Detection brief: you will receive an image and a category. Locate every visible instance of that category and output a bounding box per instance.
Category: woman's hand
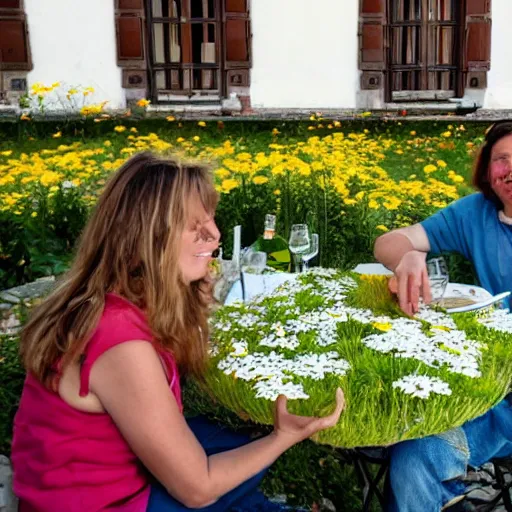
[273,388,345,447]
[392,250,432,316]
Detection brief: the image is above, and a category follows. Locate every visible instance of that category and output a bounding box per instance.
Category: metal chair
[444,459,512,512]
[339,447,390,511]
[491,457,512,512]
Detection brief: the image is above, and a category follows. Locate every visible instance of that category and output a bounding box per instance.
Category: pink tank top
[11,293,182,512]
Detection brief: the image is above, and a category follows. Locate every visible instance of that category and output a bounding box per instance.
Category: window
[148,0,222,97]
[0,0,31,71]
[114,0,251,103]
[358,0,492,102]
[389,0,463,100]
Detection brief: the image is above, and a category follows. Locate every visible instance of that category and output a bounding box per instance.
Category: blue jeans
[387,394,512,512]
[147,416,272,511]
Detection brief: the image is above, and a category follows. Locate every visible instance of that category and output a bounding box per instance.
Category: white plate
[444,290,511,313]
[437,283,511,313]
[443,283,492,303]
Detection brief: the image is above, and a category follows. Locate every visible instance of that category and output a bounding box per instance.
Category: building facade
[0,0,510,113]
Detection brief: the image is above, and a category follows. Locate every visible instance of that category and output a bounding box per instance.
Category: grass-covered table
[206,269,512,449]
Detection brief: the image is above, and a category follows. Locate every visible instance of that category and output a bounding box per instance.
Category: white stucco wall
[19,0,512,112]
[250,0,359,110]
[24,0,126,110]
[484,0,512,109]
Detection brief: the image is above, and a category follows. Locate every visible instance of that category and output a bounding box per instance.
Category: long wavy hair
[20,152,218,388]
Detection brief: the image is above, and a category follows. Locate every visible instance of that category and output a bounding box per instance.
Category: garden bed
[0,118,483,289]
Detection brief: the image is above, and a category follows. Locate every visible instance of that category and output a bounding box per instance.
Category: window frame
[358,0,492,102]
[146,0,223,99]
[0,0,32,71]
[387,0,464,100]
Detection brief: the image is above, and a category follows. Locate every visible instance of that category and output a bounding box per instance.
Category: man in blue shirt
[422,192,512,308]
[374,121,512,511]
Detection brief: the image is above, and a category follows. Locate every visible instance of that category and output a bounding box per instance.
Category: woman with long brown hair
[374,122,512,511]
[11,152,344,512]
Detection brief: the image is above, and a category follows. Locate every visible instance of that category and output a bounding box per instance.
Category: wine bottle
[251,214,291,272]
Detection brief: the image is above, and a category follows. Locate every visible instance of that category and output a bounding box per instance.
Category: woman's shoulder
[86,294,153,354]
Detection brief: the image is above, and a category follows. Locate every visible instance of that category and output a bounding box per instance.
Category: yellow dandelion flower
[221,178,239,193]
[273,189,281,196]
[166,116,176,122]
[424,164,437,174]
[198,121,206,127]
[373,322,392,332]
[136,99,150,108]
[52,131,62,139]
[436,160,447,168]
[214,168,230,179]
[193,136,200,142]
[40,170,63,187]
[114,126,127,133]
[383,197,402,210]
[252,176,269,185]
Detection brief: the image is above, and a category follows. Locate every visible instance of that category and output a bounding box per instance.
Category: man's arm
[374,224,431,271]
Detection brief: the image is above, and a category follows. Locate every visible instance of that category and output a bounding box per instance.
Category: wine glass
[427,257,449,303]
[302,233,319,272]
[288,224,311,273]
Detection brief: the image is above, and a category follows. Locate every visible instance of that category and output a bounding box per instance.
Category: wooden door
[147,0,222,101]
[388,0,462,101]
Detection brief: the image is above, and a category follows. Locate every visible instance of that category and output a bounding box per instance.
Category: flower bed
[205,270,512,448]
[0,120,479,289]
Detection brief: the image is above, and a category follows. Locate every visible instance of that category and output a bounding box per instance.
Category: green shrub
[0,334,24,455]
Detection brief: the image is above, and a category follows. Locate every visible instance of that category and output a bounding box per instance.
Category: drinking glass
[302,233,319,271]
[288,224,311,273]
[241,250,267,275]
[427,257,449,302]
